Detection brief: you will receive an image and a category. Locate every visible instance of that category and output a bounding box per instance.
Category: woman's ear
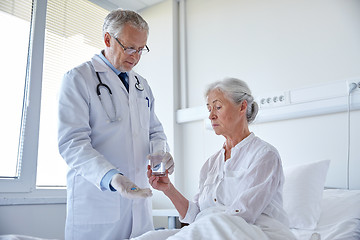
[240,100,248,113]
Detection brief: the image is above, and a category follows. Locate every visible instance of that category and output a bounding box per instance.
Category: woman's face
[206,89,246,138]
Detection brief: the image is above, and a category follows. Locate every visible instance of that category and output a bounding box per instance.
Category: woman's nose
[208,110,216,120]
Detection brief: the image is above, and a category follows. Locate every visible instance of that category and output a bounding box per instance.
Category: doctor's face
[104,24,148,72]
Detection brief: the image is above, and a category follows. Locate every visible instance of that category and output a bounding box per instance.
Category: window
[37,0,108,187]
[0,0,109,193]
[0,1,31,178]
[0,0,34,192]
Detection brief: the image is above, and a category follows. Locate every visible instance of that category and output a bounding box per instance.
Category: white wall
[141,0,360,202]
[0,204,66,239]
[179,0,360,198]
[185,0,360,103]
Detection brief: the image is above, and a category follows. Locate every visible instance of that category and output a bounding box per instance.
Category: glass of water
[149,140,167,176]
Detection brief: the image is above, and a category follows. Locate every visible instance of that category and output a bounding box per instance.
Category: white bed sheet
[1,189,359,240]
[132,189,360,240]
[291,189,360,240]
[130,207,296,240]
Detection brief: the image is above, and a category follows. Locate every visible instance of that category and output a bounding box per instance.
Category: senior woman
[141,78,296,239]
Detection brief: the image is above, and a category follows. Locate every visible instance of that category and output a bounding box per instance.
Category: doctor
[58,9,174,240]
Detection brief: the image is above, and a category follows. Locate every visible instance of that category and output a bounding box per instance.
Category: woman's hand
[147,165,171,192]
[147,166,189,219]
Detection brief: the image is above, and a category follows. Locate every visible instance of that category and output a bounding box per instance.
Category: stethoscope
[134,75,144,91]
[95,72,144,122]
[96,72,144,94]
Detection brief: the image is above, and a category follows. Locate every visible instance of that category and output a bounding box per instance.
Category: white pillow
[282,159,330,230]
[320,189,360,224]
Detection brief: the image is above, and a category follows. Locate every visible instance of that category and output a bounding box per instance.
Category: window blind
[37,0,109,186]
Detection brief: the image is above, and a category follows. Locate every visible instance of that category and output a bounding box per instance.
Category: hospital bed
[283,160,360,240]
[1,160,359,240]
[131,160,360,240]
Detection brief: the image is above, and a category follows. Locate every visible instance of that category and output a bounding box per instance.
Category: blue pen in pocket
[145,97,149,107]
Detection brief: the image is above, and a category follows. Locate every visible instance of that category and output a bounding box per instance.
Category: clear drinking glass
[149,140,167,176]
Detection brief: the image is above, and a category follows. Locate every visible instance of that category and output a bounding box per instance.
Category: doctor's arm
[58,70,116,188]
[147,90,174,175]
[58,71,151,199]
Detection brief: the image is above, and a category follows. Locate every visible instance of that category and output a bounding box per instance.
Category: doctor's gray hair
[103,9,149,38]
[205,78,259,124]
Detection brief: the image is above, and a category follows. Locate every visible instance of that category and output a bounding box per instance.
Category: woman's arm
[228,151,282,223]
[147,167,189,219]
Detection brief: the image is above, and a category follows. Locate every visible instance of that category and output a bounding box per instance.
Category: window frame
[0,0,58,198]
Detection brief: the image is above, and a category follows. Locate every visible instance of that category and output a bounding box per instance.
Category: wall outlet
[257,91,289,109]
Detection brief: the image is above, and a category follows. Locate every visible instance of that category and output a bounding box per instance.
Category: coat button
[214,198,217,202]
[235,209,239,213]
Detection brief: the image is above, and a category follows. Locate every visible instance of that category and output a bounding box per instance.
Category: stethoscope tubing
[96,72,144,94]
[95,72,144,122]
[96,72,113,95]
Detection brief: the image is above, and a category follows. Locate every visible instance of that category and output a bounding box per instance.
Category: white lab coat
[58,54,167,240]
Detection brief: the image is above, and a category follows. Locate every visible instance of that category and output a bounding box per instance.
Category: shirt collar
[223,132,255,152]
[98,50,121,75]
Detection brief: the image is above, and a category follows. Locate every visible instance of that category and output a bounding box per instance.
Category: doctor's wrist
[101,169,122,191]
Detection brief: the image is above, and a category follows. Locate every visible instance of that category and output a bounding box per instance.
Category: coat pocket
[73,176,120,225]
[137,98,150,130]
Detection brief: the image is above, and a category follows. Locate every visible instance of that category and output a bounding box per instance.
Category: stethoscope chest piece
[134,76,144,91]
[135,82,144,91]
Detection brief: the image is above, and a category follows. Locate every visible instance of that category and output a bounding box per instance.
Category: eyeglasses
[113,36,149,55]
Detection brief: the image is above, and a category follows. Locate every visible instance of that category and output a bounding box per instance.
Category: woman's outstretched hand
[147,165,171,192]
[147,166,189,219]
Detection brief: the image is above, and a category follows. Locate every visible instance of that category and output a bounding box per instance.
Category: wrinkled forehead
[206,89,229,105]
[207,88,230,101]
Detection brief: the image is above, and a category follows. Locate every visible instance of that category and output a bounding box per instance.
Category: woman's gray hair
[103,9,149,38]
[205,78,259,124]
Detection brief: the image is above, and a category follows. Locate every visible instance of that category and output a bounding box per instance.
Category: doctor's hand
[147,152,175,175]
[163,152,174,175]
[111,174,152,199]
